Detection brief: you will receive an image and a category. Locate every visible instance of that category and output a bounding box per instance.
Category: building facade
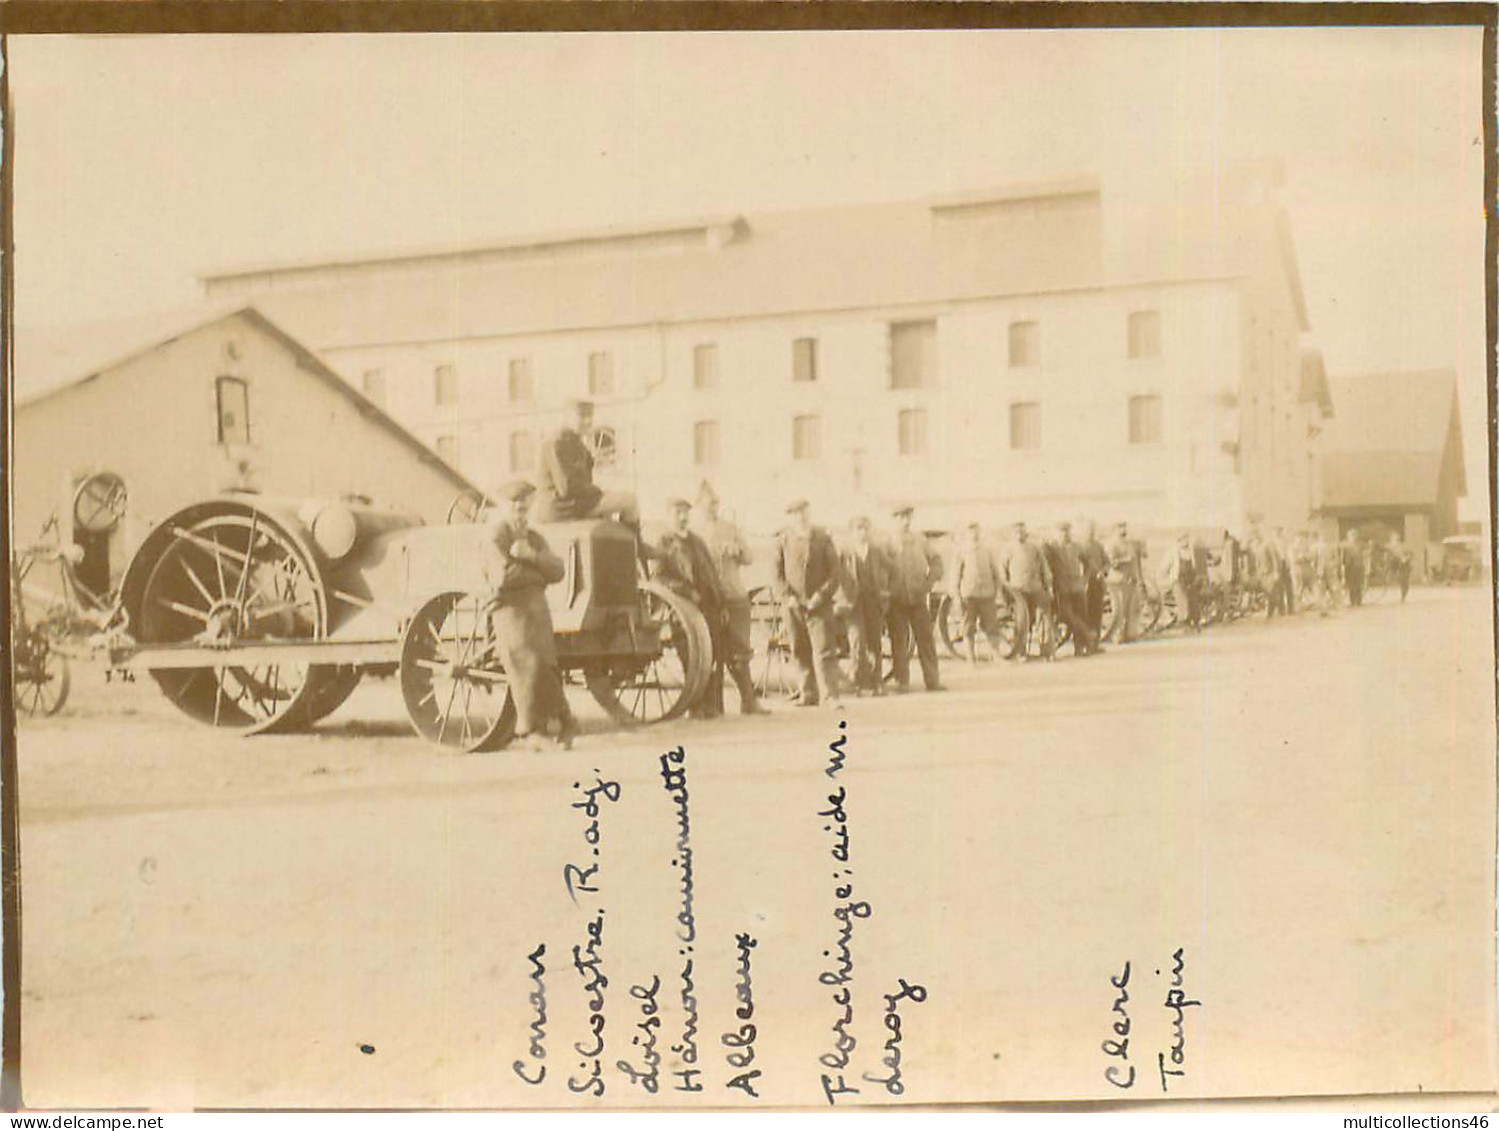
[202,172,1331,535]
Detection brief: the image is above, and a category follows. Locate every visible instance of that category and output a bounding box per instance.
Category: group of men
[479,397,1413,746]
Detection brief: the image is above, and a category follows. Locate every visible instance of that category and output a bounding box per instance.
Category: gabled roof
[1318,369,1463,511]
[194,176,1297,350]
[13,303,479,495]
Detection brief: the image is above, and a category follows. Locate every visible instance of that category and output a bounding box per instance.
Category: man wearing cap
[774,499,845,707]
[1051,521,1098,656]
[886,504,944,692]
[535,399,639,527]
[952,522,1004,664]
[486,479,578,750]
[655,496,764,718]
[838,516,893,696]
[1164,532,1201,633]
[1002,521,1053,661]
[1104,522,1144,644]
[1079,519,1110,639]
[692,482,768,715]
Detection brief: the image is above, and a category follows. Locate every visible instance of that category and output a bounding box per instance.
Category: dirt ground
[14,587,1497,1109]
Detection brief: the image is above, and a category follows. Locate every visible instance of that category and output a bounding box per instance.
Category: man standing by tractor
[774,499,845,708]
[486,479,578,751]
[692,482,768,716]
[655,497,765,719]
[886,504,945,693]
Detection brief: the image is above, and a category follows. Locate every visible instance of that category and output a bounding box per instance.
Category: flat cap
[666,497,692,511]
[565,397,595,412]
[1057,520,1072,531]
[786,498,810,514]
[891,503,914,517]
[498,478,536,502]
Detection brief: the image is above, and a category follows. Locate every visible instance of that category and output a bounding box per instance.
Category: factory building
[200,168,1332,535]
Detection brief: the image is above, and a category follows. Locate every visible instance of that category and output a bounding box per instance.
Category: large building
[1315,369,1467,577]
[200,167,1332,534]
[14,304,478,592]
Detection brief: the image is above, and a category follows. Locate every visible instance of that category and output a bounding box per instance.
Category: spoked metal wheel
[586,581,711,725]
[14,630,70,717]
[446,490,490,525]
[296,665,364,725]
[748,586,800,698]
[400,592,516,752]
[137,511,330,733]
[936,594,963,658]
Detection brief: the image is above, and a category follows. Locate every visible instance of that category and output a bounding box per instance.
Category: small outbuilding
[14,303,478,595]
[1315,369,1466,578]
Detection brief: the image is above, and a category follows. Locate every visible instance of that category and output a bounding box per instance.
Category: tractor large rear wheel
[586,581,711,725]
[399,591,516,752]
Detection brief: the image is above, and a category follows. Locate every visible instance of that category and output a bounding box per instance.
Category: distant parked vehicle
[1432,535,1485,584]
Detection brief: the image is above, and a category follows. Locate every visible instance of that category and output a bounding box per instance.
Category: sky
[7,28,1490,513]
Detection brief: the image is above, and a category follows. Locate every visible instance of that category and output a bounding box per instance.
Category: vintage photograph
[5,24,1496,1110]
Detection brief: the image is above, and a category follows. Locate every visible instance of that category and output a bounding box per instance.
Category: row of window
[361,310,1165,409]
[364,351,618,409]
[433,394,1166,472]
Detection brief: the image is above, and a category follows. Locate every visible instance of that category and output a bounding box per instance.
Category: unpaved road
[15,589,1497,1108]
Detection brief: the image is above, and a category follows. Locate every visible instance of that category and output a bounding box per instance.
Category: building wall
[13,313,468,583]
[318,276,1316,537]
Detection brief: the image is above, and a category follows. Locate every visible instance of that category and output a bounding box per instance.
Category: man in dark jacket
[655,497,764,718]
[1003,521,1054,662]
[1051,521,1098,656]
[487,479,578,750]
[534,399,639,526]
[886,504,944,693]
[838,516,892,696]
[774,499,845,707]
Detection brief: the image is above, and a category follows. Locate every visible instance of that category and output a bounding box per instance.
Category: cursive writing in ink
[1157,948,1200,1093]
[566,911,608,1097]
[512,943,549,1085]
[659,747,703,1093]
[723,932,761,1098]
[1101,961,1134,1089]
[564,772,620,905]
[861,978,928,1096]
[616,976,663,1094]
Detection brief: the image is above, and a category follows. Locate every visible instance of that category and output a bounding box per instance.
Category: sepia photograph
[3,16,1496,1112]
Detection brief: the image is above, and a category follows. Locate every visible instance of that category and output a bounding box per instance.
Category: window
[435,434,459,466]
[434,364,459,406]
[361,369,385,405]
[897,408,928,456]
[1128,310,1162,359]
[693,420,721,465]
[508,430,534,472]
[588,351,614,397]
[792,337,818,383]
[1008,321,1040,368]
[890,320,938,389]
[508,358,534,404]
[693,344,719,390]
[215,376,250,445]
[1128,395,1163,444]
[792,414,821,460]
[1009,401,1041,450]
